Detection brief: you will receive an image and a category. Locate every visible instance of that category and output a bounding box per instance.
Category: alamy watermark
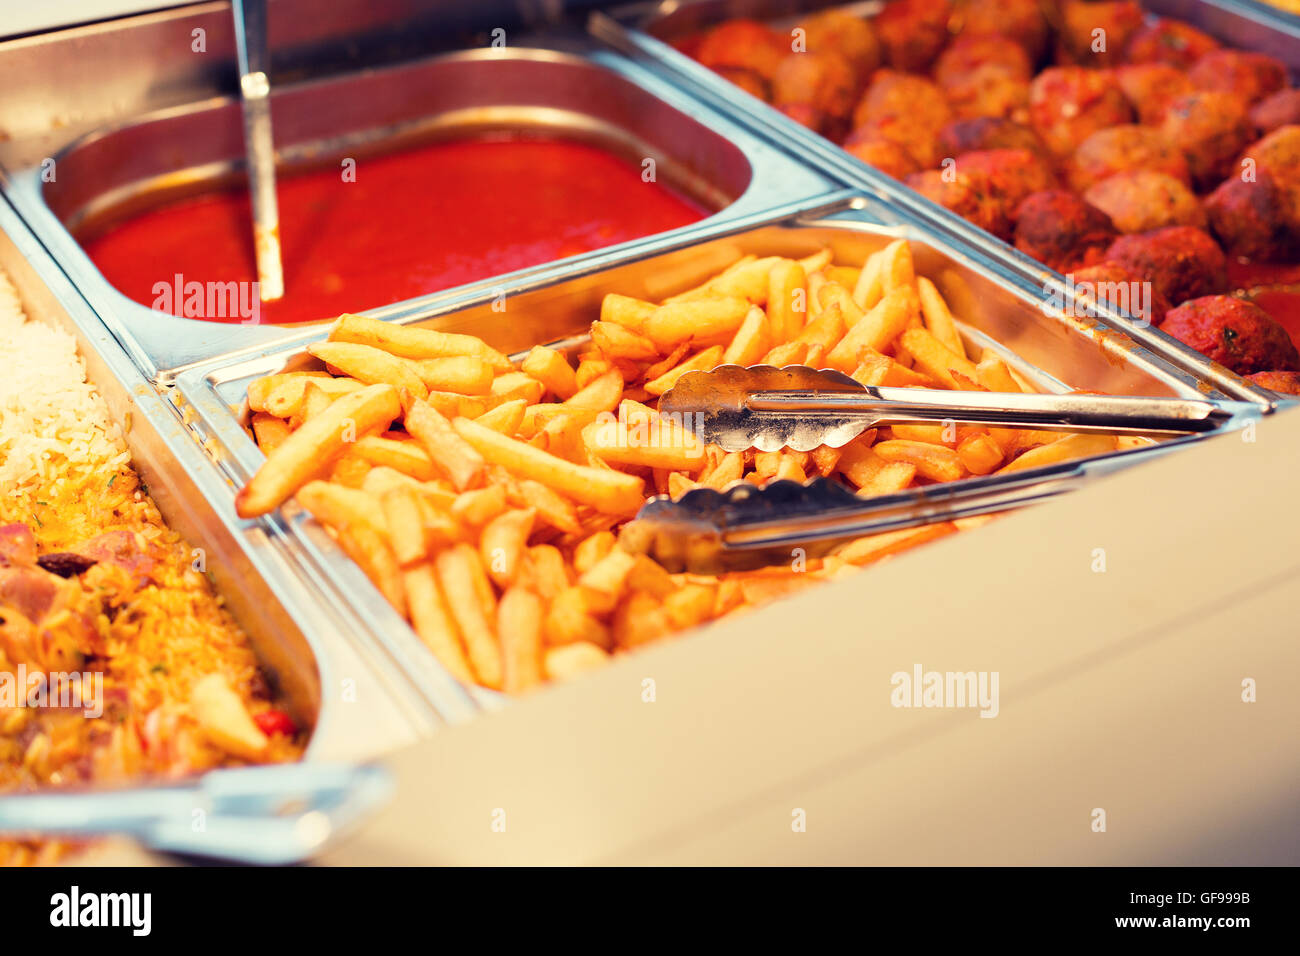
[0,664,104,718]
[891,663,999,718]
[1043,274,1155,328]
[151,274,261,324]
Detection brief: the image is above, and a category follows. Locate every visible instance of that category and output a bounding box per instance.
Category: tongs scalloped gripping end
[658,364,870,453]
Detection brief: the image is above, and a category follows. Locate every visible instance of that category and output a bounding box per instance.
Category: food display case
[0,0,1297,873]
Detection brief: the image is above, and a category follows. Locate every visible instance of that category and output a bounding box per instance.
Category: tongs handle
[750,386,1237,435]
[0,762,391,864]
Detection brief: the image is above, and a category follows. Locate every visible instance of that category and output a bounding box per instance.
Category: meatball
[1013,191,1118,272]
[853,70,952,166]
[1105,226,1229,306]
[1124,18,1219,69]
[694,20,789,83]
[1160,92,1256,191]
[797,9,881,87]
[1058,0,1144,66]
[938,116,1045,156]
[1246,370,1300,396]
[1029,67,1134,157]
[1241,125,1300,189]
[949,0,1049,62]
[875,0,952,72]
[955,147,1057,205]
[843,127,922,179]
[904,169,1013,238]
[1065,261,1172,326]
[934,34,1032,87]
[1205,170,1300,263]
[772,52,859,140]
[1251,89,1300,135]
[1188,50,1287,106]
[1114,63,1195,124]
[1083,170,1206,234]
[1160,296,1300,374]
[1069,125,1191,191]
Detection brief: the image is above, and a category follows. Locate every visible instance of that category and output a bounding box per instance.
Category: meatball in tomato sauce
[1083,170,1205,234]
[1160,297,1300,375]
[1105,226,1229,307]
[1124,18,1219,69]
[1187,49,1287,106]
[1159,92,1256,191]
[1029,67,1133,157]
[1069,125,1191,191]
[1013,191,1118,272]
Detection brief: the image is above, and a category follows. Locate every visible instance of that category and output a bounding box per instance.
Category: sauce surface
[81,136,709,325]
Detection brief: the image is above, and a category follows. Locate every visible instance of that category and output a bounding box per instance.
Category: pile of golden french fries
[235,241,1121,692]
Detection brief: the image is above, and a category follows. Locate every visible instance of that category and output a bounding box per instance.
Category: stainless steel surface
[0,194,446,763]
[591,0,1300,407]
[233,0,285,301]
[622,447,1172,573]
[0,762,393,865]
[661,365,1258,452]
[2,32,836,379]
[171,193,1237,713]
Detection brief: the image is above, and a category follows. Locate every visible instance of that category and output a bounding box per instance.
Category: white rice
[0,270,130,497]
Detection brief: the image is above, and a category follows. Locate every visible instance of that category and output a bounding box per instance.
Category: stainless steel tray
[0,195,450,764]
[591,0,1300,407]
[0,30,838,380]
[172,190,1260,717]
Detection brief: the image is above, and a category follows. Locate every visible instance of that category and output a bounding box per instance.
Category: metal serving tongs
[233,0,285,302]
[619,365,1261,573]
[0,762,392,864]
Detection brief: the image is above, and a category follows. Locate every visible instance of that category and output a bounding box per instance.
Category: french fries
[238,243,1142,695]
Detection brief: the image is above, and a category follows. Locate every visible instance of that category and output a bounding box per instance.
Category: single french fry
[851,350,892,386]
[474,398,528,434]
[307,342,428,400]
[382,486,429,567]
[435,544,502,689]
[250,412,291,456]
[498,587,544,693]
[825,285,918,372]
[917,276,966,358]
[577,547,637,605]
[295,479,388,536]
[450,484,508,526]
[642,296,750,349]
[976,352,1022,393]
[337,522,406,616]
[767,259,807,343]
[997,433,1117,474]
[600,293,657,331]
[810,444,843,476]
[701,450,744,490]
[722,305,771,366]
[329,313,512,370]
[817,281,866,328]
[490,372,545,406]
[404,399,485,491]
[507,479,582,535]
[957,432,1004,475]
[899,327,980,389]
[414,356,494,395]
[565,369,624,413]
[797,248,833,275]
[836,522,957,565]
[663,583,717,630]
[526,544,571,599]
[613,591,672,648]
[543,641,610,681]
[236,384,400,517]
[761,340,808,367]
[478,507,536,590]
[853,248,885,309]
[453,417,646,514]
[873,439,968,482]
[644,345,724,396]
[403,563,475,685]
[247,370,331,412]
[878,239,914,292]
[795,302,847,351]
[423,391,489,420]
[592,321,659,361]
[351,435,436,480]
[583,409,707,472]
[521,345,579,399]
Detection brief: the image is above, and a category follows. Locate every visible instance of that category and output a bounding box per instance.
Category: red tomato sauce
[1228,261,1300,352]
[80,136,710,325]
